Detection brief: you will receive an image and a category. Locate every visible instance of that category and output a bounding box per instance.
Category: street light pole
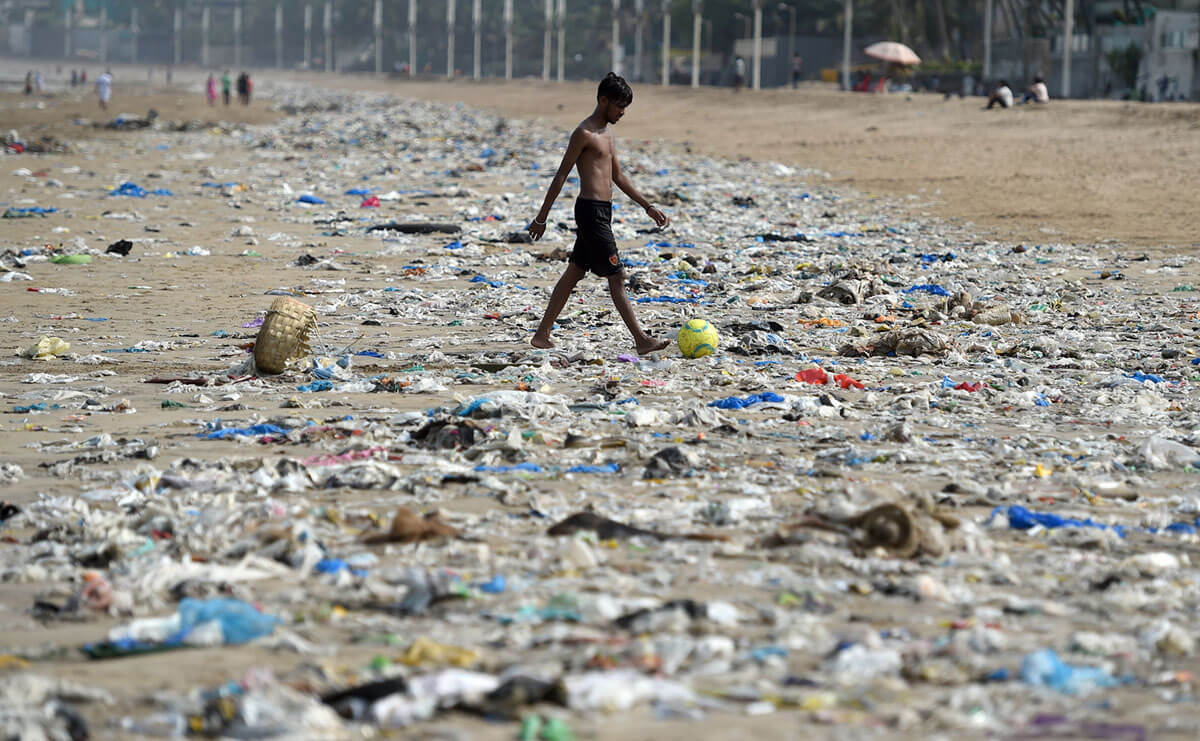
[408,0,416,77]
[323,0,332,72]
[472,0,481,80]
[1062,0,1073,98]
[841,0,852,90]
[556,0,565,82]
[375,0,383,75]
[446,0,455,79]
[634,0,644,81]
[276,2,284,69]
[779,3,795,86]
[304,3,313,70]
[99,2,106,64]
[173,4,181,67]
[234,0,242,68]
[691,0,701,88]
[661,0,670,87]
[752,0,762,90]
[983,0,992,82]
[543,0,552,81]
[504,0,513,80]
[202,2,210,68]
[612,0,620,74]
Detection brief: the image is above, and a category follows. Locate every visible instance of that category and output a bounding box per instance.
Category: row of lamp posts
[48,1,1080,98]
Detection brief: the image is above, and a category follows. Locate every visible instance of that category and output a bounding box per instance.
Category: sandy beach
[3,63,1200,739]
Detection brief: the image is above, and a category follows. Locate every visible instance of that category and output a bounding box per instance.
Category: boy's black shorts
[570,198,621,277]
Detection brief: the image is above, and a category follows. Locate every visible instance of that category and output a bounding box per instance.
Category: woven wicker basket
[254,297,316,374]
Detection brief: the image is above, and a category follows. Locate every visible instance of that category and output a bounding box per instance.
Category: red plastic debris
[796,367,864,390]
[795,367,828,385]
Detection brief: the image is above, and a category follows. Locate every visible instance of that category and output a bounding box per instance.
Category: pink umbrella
[864,42,921,66]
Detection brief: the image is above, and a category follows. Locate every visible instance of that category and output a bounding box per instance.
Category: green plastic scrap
[540,717,575,741]
[518,715,542,741]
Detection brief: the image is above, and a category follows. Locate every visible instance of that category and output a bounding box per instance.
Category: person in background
[243,73,253,105]
[733,57,746,92]
[24,71,33,95]
[985,80,1013,109]
[95,69,113,111]
[1022,76,1049,104]
[221,70,232,105]
[791,55,803,88]
[34,70,44,93]
[71,69,78,87]
[206,73,217,106]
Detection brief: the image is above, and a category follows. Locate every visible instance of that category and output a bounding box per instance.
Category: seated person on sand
[985,81,1013,109]
[1022,77,1049,104]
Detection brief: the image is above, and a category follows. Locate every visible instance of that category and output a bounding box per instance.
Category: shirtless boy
[527,72,671,355]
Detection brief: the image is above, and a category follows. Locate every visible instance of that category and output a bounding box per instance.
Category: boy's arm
[528,129,586,241]
[613,151,669,229]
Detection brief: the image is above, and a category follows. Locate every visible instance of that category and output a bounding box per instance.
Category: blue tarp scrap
[635,296,701,304]
[4,206,59,215]
[989,505,1128,538]
[1126,371,1165,383]
[708,392,785,410]
[565,463,620,474]
[110,181,173,197]
[917,253,956,263]
[297,380,334,392]
[199,423,289,439]
[901,284,950,296]
[474,462,544,474]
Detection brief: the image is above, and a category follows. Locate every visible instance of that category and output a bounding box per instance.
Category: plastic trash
[4,74,1199,739]
[1019,649,1123,695]
[19,336,70,359]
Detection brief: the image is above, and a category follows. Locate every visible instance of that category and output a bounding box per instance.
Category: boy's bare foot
[531,335,555,349]
[636,338,670,356]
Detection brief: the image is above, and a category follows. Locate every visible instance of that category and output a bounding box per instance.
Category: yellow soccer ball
[677,319,719,358]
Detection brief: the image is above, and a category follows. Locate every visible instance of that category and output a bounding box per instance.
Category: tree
[1105,40,1141,91]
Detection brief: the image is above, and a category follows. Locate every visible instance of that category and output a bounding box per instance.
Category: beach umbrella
[863,42,921,66]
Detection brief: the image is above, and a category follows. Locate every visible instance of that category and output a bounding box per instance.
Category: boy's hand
[646,205,670,229]
[527,219,546,241]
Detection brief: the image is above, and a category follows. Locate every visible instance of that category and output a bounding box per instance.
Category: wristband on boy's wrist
[532,216,546,225]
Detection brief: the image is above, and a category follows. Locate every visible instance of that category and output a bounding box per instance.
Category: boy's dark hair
[598,72,633,105]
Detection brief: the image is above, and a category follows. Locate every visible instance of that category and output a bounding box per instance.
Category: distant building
[1034,3,1200,100]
